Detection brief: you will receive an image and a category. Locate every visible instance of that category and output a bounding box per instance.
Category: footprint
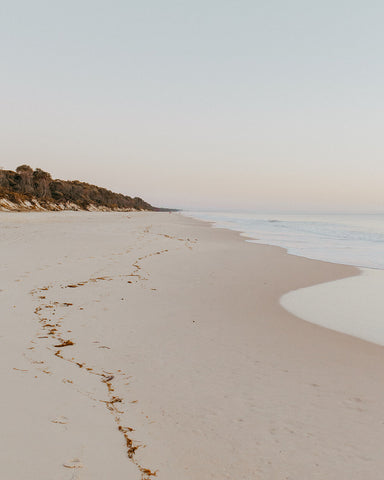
[63,458,83,470]
[51,416,68,425]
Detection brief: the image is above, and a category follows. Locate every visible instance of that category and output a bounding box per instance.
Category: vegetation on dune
[0,165,163,211]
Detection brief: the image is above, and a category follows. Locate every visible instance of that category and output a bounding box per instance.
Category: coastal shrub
[0,165,157,211]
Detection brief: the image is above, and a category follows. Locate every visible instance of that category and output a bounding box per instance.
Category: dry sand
[1,211,383,479]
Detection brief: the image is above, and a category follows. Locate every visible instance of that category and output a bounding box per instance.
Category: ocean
[184,210,384,345]
[183,211,384,270]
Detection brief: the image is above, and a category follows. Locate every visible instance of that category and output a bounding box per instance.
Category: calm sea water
[183,211,384,270]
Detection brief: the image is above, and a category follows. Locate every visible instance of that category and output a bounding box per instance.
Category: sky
[1,1,384,212]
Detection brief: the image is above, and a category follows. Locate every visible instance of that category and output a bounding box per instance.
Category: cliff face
[0,166,157,212]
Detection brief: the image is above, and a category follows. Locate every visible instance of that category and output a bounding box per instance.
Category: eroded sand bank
[0,211,383,479]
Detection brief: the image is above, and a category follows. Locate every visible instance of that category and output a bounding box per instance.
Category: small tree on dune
[33,168,52,198]
[16,164,34,194]
[0,168,8,188]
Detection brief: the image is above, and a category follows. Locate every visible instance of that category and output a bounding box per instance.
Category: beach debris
[119,425,134,433]
[54,340,74,348]
[118,430,139,459]
[110,396,122,404]
[140,466,158,477]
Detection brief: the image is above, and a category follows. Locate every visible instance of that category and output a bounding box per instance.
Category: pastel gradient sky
[1,1,384,211]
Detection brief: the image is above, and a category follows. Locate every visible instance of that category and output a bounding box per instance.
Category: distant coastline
[0,165,176,212]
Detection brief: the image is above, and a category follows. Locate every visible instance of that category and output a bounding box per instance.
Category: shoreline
[281,266,384,347]
[1,211,383,479]
[183,212,384,347]
[182,210,384,270]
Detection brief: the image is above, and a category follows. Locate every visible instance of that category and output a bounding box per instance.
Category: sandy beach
[1,211,384,479]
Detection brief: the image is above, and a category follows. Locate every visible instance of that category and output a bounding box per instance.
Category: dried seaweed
[54,340,74,348]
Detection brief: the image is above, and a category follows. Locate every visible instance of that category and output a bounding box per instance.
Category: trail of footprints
[30,284,158,478]
[28,258,166,478]
[26,228,198,478]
